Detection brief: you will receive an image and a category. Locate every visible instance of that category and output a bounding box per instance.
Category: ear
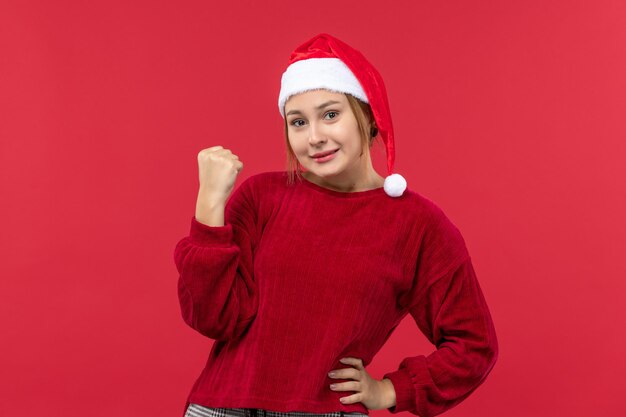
[370,118,378,133]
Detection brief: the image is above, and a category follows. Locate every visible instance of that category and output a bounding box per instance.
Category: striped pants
[185,404,369,417]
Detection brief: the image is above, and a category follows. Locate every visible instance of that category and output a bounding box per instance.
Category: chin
[309,168,341,179]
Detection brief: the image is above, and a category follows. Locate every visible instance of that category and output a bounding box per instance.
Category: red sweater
[173,171,498,417]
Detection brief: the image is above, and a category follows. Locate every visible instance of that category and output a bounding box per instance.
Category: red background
[1,1,625,416]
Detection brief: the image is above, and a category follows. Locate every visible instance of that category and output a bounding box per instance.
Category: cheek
[288,135,307,154]
[338,122,360,143]
[339,130,362,150]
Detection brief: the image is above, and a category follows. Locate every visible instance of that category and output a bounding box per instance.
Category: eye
[325,111,339,120]
[290,119,305,127]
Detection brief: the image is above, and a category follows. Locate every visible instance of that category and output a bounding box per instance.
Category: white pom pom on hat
[278,33,407,198]
[383,173,407,197]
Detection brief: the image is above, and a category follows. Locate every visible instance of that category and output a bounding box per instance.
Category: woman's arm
[383,205,498,417]
[383,256,498,416]
[173,176,260,342]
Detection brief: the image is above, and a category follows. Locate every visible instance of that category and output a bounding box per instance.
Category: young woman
[174,33,498,417]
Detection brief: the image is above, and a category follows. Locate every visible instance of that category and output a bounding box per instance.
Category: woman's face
[285,89,364,182]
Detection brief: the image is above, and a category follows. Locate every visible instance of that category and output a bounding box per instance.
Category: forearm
[195,189,226,226]
[383,257,499,416]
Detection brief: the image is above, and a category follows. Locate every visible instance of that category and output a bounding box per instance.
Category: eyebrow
[286,100,342,117]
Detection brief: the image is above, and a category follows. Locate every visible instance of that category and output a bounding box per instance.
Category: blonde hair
[283,93,379,185]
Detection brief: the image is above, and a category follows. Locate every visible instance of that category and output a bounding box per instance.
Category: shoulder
[228,170,288,215]
[403,188,470,268]
[402,188,461,227]
[394,188,457,232]
[231,170,284,195]
[239,170,287,190]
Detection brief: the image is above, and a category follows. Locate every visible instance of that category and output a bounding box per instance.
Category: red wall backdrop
[1,1,625,416]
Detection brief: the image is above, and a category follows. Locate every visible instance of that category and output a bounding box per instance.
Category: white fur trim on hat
[278,57,369,118]
[383,173,407,197]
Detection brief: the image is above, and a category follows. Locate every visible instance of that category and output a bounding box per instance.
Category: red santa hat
[278,33,407,198]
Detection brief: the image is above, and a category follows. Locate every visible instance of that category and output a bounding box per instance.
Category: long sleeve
[173,176,260,342]
[383,209,499,417]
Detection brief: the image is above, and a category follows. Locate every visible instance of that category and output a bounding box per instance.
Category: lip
[310,149,339,158]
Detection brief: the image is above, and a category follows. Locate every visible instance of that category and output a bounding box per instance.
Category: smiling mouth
[311,149,339,158]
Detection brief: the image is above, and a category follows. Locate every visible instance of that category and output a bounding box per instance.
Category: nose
[308,122,327,145]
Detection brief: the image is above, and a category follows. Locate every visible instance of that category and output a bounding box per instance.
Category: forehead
[285,89,346,110]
